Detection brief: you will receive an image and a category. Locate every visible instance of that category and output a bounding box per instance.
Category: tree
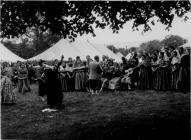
[1,1,190,41]
[2,27,61,59]
[23,26,61,51]
[161,35,187,49]
[139,40,162,53]
[117,48,129,56]
[128,47,137,53]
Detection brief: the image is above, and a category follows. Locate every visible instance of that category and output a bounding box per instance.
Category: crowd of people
[0,45,190,109]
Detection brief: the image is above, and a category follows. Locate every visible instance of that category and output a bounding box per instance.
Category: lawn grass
[1,84,190,140]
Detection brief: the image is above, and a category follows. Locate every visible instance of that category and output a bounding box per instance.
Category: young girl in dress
[18,63,30,94]
[1,69,16,105]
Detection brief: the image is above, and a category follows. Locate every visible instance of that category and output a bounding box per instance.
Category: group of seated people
[0,45,190,108]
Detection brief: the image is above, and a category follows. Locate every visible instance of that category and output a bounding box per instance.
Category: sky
[77,13,191,47]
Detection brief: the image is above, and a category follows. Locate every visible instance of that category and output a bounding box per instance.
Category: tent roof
[28,39,123,62]
[28,39,86,61]
[71,41,102,59]
[116,52,124,58]
[87,42,121,62]
[0,43,25,62]
[125,53,133,60]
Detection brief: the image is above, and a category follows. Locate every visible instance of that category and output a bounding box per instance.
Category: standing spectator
[65,58,75,92]
[73,56,85,91]
[18,63,30,94]
[27,63,36,84]
[4,63,13,79]
[151,53,159,90]
[59,61,68,92]
[12,63,18,86]
[171,51,180,90]
[1,68,16,105]
[33,60,47,100]
[137,54,151,90]
[156,52,166,91]
[89,55,103,94]
[164,51,172,90]
[120,57,128,73]
[178,47,190,91]
[85,55,93,92]
[86,55,93,67]
[129,52,139,90]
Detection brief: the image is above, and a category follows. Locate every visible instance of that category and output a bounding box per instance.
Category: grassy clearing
[1,84,190,140]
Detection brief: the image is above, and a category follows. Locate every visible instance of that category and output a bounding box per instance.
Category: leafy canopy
[161,35,187,49]
[139,40,162,53]
[1,1,190,41]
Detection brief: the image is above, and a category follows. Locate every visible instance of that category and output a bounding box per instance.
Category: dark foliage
[2,27,61,59]
[1,1,190,41]
[161,35,187,49]
[107,45,118,54]
[139,40,162,53]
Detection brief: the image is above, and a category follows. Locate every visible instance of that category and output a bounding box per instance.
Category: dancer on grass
[42,55,64,110]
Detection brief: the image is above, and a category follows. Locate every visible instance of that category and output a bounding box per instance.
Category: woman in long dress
[164,51,172,91]
[156,52,166,91]
[178,47,190,91]
[42,56,64,109]
[138,54,151,90]
[85,55,92,92]
[151,53,158,90]
[59,61,68,92]
[73,56,85,91]
[171,51,180,91]
[128,53,139,90]
[1,69,16,104]
[120,57,129,90]
[66,57,75,92]
[33,60,47,98]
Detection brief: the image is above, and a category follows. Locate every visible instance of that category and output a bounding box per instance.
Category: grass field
[1,84,190,140]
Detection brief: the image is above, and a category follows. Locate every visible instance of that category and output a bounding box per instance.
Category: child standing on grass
[1,69,16,105]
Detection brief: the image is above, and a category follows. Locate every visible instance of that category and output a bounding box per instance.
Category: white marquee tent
[87,42,121,62]
[125,53,133,60]
[28,39,122,62]
[71,41,102,59]
[116,52,124,58]
[0,43,25,62]
[28,39,86,61]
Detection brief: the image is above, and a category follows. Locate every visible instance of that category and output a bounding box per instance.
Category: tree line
[107,35,187,56]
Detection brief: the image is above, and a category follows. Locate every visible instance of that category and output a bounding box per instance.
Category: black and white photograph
[0,0,190,140]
